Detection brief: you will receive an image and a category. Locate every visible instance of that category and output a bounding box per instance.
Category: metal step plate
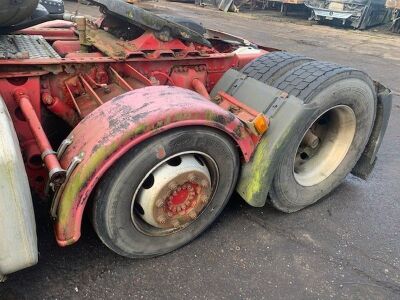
[0,34,61,59]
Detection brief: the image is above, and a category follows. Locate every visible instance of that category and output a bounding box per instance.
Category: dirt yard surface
[0,1,399,299]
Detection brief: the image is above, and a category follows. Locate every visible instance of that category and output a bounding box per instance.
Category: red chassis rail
[0,23,268,245]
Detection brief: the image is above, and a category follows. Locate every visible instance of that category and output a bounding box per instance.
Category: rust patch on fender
[54,86,257,246]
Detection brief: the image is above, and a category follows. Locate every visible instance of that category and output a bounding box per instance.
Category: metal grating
[0,35,61,59]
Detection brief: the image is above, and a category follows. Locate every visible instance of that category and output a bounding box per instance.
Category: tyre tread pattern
[274,61,370,103]
[241,52,314,85]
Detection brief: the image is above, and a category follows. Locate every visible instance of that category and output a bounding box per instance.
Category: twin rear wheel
[92,52,376,257]
[242,52,376,212]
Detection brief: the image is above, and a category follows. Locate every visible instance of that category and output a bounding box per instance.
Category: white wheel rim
[293,105,356,187]
[131,151,219,236]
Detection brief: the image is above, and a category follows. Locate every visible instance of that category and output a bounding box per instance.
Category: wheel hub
[293,105,356,187]
[136,154,212,229]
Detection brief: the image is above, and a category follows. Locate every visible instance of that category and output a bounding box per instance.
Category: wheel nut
[156,199,164,208]
[200,194,208,203]
[188,173,196,182]
[189,210,197,220]
[169,182,178,190]
[157,215,166,224]
[172,219,180,228]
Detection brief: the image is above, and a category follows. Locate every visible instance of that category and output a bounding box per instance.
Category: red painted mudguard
[55,86,255,246]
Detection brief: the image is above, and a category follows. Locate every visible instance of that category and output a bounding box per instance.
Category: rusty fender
[54,86,256,246]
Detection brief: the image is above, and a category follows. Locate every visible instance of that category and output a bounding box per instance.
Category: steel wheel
[269,66,376,213]
[92,127,239,258]
[132,152,219,236]
[293,105,356,187]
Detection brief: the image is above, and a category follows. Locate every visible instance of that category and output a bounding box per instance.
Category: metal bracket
[57,136,73,159]
[41,149,57,160]
[264,92,288,118]
[50,152,84,218]
[227,74,247,96]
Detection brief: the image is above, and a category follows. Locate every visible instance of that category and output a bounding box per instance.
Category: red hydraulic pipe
[42,92,80,127]
[192,78,210,100]
[14,89,66,184]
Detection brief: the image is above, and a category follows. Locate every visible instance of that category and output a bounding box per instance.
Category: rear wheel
[269,61,376,212]
[92,127,239,257]
[243,57,376,212]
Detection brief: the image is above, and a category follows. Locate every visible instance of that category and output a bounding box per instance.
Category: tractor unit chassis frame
[0,0,392,278]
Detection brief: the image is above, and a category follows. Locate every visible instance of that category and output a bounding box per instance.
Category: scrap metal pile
[386,0,400,32]
[306,0,390,29]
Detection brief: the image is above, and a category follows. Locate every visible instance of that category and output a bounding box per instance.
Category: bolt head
[168,182,178,190]
[201,180,209,188]
[172,219,180,228]
[156,199,164,208]
[188,173,196,182]
[200,195,208,203]
[157,215,166,224]
[189,211,197,220]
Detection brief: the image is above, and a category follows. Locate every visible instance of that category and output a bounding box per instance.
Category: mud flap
[213,70,391,207]
[351,83,392,179]
[211,69,314,207]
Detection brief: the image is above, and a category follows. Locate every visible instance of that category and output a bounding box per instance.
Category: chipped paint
[55,86,256,246]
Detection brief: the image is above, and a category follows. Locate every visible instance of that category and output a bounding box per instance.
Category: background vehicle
[386,0,400,32]
[305,0,391,29]
[0,0,391,279]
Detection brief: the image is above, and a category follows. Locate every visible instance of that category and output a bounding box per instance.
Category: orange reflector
[253,114,269,135]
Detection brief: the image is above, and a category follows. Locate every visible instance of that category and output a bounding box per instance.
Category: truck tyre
[241,52,314,86]
[269,61,376,212]
[92,127,239,258]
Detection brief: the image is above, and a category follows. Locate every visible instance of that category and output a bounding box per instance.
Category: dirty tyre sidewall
[270,78,376,212]
[92,127,239,258]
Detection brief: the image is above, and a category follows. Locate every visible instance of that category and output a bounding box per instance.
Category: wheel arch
[54,86,256,246]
